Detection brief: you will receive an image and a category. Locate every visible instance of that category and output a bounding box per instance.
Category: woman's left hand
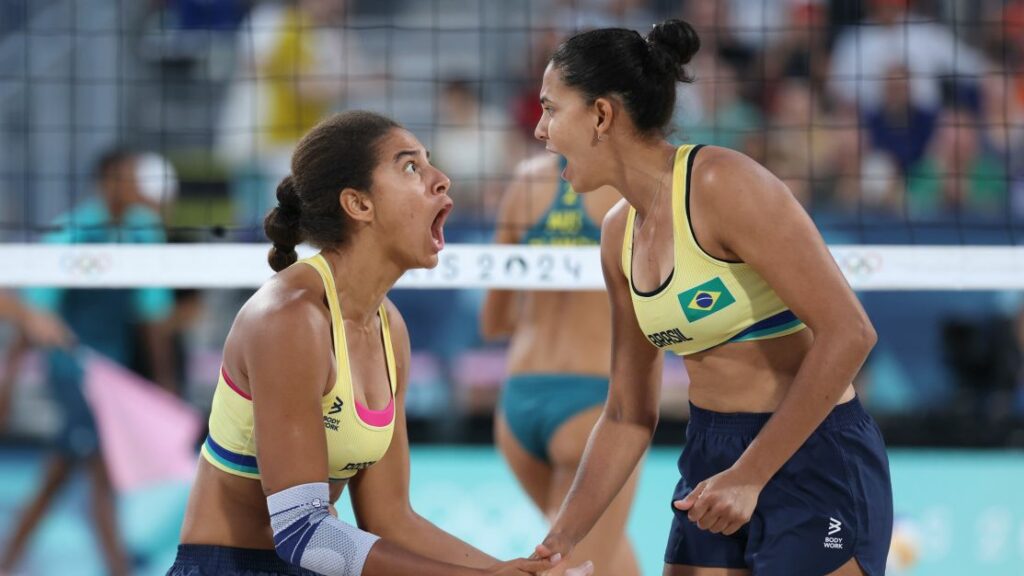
[673,466,765,536]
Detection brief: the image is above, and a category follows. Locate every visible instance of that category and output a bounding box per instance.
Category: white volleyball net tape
[0,244,1021,291]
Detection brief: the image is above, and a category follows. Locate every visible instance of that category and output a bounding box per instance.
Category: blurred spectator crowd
[1,0,1024,444]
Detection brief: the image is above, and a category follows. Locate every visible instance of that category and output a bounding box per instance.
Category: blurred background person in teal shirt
[1,149,177,576]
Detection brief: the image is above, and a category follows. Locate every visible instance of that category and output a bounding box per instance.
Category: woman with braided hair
[168,111,592,576]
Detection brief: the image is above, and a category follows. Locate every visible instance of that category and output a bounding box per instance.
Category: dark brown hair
[264,111,400,271]
[550,19,700,136]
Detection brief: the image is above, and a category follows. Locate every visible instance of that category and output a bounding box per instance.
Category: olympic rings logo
[839,251,883,277]
[59,252,113,276]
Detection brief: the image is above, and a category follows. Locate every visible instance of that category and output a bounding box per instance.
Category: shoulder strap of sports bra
[298,254,345,380]
[621,205,637,280]
[378,303,398,395]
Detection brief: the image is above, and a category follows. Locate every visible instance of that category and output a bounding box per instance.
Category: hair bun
[646,19,701,82]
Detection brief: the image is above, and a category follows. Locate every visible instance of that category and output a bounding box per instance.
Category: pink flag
[80,348,201,492]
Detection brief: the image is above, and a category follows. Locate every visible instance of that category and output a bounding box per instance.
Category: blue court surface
[0,446,1021,575]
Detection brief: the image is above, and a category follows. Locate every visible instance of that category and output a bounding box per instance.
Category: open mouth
[546,148,569,180]
[430,201,452,251]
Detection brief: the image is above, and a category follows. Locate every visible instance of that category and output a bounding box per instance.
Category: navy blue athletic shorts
[665,397,893,575]
[166,544,320,576]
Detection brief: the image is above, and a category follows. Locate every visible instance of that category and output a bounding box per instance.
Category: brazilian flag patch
[678,277,736,323]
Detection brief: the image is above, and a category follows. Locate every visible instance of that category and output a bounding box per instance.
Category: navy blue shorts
[166,544,320,576]
[666,397,893,575]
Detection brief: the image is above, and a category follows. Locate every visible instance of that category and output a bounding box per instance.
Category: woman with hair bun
[168,111,592,576]
[531,20,892,576]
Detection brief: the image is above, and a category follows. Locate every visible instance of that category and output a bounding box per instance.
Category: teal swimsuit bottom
[499,373,609,461]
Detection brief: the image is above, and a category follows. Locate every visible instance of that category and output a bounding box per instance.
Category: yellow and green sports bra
[200,253,397,481]
[622,144,806,356]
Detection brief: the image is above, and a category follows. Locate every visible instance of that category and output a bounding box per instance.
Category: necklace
[634,157,673,238]
[632,156,674,285]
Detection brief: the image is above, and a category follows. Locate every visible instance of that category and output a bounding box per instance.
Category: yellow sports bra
[622,144,806,356]
[200,254,397,481]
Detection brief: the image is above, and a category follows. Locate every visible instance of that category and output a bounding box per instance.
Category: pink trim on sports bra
[355,395,395,427]
[221,366,252,400]
[222,363,393,426]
